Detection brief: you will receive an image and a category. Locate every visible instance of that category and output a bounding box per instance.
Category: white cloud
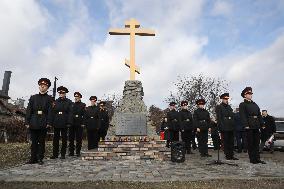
[211,0,232,16]
[225,34,284,116]
[0,0,48,98]
[0,0,47,63]
[0,0,283,118]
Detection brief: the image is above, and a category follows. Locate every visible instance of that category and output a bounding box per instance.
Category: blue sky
[0,0,284,116]
[37,0,284,58]
[200,0,284,58]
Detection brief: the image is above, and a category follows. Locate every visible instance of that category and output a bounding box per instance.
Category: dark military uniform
[216,102,235,159]
[84,105,100,149]
[260,114,276,152]
[239,87,265,164]
[193,104,211,156]
[167,109,180,142]
[210,120,221,150]
[179,109,194,153]
[234,111,247,153]
[25,91,53,163]
[98,105,109,141]
[191,128,197,150]
[69,100,85,156]
[51,96,73,158]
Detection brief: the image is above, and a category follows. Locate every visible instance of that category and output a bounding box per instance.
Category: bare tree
[166,74,229,116]
[149,105,167,133]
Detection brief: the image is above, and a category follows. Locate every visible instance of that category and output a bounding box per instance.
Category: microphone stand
[206,132,238,166]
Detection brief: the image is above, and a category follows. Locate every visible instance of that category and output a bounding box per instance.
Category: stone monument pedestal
[82,80,166,161]
[111,80,150,136]
[82,140,170,161]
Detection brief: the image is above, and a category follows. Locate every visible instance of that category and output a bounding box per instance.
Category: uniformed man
[167,102,180,143]
[193,99,212,157]
[84,96,100,150]
[216,93,238,160]
[25,78,53,165]
[98,101,109,141]
[179,100,194,154]
[234,108,247,153]
[50,86,73,159]
[191,128,197,150]
[239,87,266,164]
[160,117,170,147]
[260,110,276,153]
[210,118,221,150]
[69,92,86,157]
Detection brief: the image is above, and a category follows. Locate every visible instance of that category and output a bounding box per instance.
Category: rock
[109,80,156,137]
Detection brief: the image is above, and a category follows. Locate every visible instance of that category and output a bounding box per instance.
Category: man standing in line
[84,96,100,150]
[50,86,73,159]
[69,92,86,157]
[239,87,266,164]
[167,102,180,144]
[216,93,238,160]
[179,101,194,154]
[98,101,109,141]
[210,118,221,150]
[193,99,212,157]
[25,78,53,165]
[234,108,247,153]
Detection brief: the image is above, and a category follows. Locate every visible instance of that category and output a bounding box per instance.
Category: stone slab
[115,113,147,136]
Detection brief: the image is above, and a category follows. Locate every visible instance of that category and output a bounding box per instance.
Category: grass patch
[0,142,53,169]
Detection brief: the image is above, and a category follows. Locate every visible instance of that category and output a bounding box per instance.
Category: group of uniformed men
[25,78,109,165]
[25,77,275,165]
[162,87,274,164]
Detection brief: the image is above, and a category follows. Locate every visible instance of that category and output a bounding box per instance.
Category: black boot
[38,159,44,165]
[205,153,212,157]
[256,160,266,164]
[26,159,38,164]
[69,152,74,156]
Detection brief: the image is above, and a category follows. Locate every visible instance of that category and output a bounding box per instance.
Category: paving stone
[0,150,284,182]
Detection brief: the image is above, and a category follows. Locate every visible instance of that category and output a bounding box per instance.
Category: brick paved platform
[0,150,283,183]
[81,140,171,161]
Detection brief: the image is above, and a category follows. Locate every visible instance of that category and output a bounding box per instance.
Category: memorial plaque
[116,113,147,136]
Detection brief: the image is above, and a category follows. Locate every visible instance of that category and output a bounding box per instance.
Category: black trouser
[53,128,68,157]
[235,131,247,152]
[197,130,208,155]
[211,132,221,150]
[98,128,108,141]
[181,130,193,152]
[30,129,47,161]
[68,126,83,155]
[87,129,99,150]
[191,130,197,149]
[170,130,179,142]
[223,131,234,158]
[246,129,260,163]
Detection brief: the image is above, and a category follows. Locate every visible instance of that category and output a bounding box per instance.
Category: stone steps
[82,140,171,161]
